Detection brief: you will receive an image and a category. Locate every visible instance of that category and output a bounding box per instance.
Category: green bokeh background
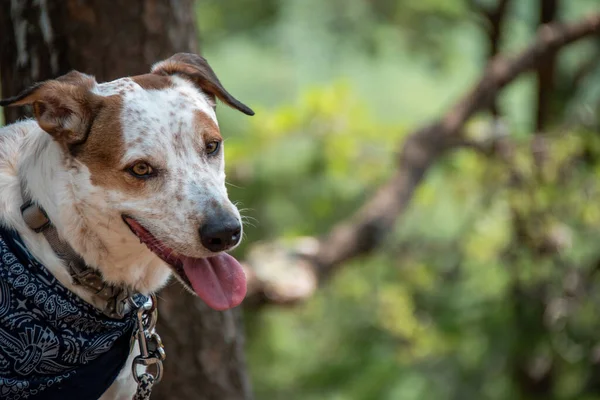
[199,1,600,399]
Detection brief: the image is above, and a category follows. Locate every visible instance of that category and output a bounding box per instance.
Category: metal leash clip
[130,294,166,399]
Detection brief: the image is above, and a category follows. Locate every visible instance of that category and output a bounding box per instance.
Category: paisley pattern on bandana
[0,227,146,400]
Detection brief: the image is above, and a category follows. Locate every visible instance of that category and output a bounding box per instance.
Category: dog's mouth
[122,215,247,310]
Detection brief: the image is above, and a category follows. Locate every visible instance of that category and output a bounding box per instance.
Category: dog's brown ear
[0,71,102,145]
[151,53,254,116]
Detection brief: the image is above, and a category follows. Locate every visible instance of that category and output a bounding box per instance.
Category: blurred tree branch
[243,13,600,306]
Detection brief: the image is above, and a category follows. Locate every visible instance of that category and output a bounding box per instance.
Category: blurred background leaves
[195,0,600,399]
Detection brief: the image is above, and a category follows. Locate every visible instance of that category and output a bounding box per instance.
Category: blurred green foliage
[199,0,600,399]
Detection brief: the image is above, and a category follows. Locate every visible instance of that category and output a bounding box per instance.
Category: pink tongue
[181,253,247,310]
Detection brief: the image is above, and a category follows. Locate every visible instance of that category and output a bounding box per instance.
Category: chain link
[129,294,166,396]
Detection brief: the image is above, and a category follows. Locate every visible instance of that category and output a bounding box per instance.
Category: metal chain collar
[130,294,166,400]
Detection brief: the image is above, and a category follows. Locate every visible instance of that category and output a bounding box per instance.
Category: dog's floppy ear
[0,71,102,145]
[151,53,254,116]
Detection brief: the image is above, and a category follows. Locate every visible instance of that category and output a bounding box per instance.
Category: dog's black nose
[200,217,241,252]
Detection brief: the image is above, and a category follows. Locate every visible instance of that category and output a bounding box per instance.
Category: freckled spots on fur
[94,78,138,97]
[72,73,233,255]
[136,145,151,155]
[172,133,186,157]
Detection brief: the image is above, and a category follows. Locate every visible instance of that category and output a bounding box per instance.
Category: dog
[0,53,253,400]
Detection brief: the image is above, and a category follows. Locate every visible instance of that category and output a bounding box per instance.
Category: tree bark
[154,285,253,400]
[0,2,253,399]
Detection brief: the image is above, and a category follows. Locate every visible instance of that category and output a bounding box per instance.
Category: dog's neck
[14,123,171,305]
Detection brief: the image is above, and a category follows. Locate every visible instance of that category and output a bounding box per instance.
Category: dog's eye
[206,141,221,155]
[128,162,154,178]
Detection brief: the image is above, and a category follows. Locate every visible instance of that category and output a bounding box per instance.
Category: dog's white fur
[0,62,243,399]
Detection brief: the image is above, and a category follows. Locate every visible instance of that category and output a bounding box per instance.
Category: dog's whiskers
[226,181,242,189]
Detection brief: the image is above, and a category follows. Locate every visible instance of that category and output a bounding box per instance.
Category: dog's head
[1,54,253,310]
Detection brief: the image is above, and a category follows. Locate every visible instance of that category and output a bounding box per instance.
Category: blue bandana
[0,227,146,400]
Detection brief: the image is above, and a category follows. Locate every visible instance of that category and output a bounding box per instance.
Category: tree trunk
[1,0,198,122]
[481,0,512,117]
[535,0,559,131]
[154,285,253,400]
[0,2,253,399]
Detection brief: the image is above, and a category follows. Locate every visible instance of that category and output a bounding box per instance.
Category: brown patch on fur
[131,74,173,90]
[194,111,221,151]
[74,95,147,193]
